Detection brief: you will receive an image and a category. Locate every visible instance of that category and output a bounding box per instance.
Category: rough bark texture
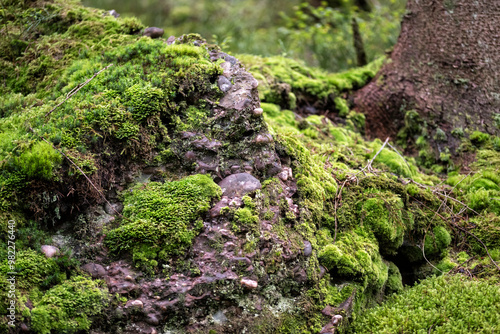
[354,0,500,155]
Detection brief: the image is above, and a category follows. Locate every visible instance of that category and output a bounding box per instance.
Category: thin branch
[451,222,500,272]
[386,142,411,172]
[44,64,113,118]
[358,137,390,175]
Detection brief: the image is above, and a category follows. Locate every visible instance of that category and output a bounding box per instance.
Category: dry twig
[44,64,113,118]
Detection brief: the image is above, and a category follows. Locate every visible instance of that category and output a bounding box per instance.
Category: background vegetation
[82,0,406,71]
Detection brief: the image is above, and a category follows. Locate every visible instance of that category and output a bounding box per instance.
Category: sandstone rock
[126,299,143,309]
[218,173,261,198]
[81,263,107,278]
[143,27,164,39]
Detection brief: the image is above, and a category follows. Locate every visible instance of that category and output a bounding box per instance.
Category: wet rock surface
[81,263,107,278]
[88,166,316,333]
[218,173,262,198]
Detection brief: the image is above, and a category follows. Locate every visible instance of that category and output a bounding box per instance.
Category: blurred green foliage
[82,0,406,71]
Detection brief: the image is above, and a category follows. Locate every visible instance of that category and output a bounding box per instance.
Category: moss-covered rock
[105,174,221,272]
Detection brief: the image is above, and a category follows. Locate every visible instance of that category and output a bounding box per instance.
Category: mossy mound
[319,228,388,290]
[238,54,384,105]
[30,276,108,334]
[105,174,221,272]
[349,274,500,333]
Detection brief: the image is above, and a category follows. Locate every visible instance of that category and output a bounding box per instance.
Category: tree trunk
[354,0,500,159]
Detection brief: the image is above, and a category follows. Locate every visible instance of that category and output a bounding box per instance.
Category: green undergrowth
[105,174,221,274]
[348,274,500,333]
[260,101,456,319]
[30,276,108,334]
[0,248,106,333]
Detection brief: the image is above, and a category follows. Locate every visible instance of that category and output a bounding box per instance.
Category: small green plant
[470,131,490,146]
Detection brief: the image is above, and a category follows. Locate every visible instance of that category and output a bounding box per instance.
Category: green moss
[370,139,416,178]
[435,257,456,274]
[384,262,403,295]
[349,275,500,333]
[15,141,62,180]
[234,207,259,232]
[0,249,59,289]
[361,195,405,254]
[466,214,500,255]
[451,127,464,138]
[105,174,221,272]
[433,128,447,142]
[423,226,451,256]
[319,228,388,290]
[470,131,490,146]
[30,276,108,334]
[238,54,384,104]
[335,97,350,117]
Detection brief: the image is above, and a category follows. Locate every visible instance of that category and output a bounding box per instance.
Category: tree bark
[354,0,500,157]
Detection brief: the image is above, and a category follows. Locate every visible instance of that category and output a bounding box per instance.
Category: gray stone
[218,173,261,198]
[218,75,232,93]
[81,263,107,278]
[104,202,123,215]
[303,240,313,257]
[41,245,59,258]
[108,9,120,18]
[166,35,176,45]
[212,310,228,324]
[143,27,164,39]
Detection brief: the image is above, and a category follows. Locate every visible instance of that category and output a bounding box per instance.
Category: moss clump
[15,141,62,180]
[30,276,108,334]
[384,262,403,295]
[369,139,416,178]
[0,249,59,289]
[361,195,405,254]
[238,54,384,110]
[423,226,452,256]
[105,174,221,272]
[466,214,500,255]
[318,228,388,290]
[349,274,500,333]
[470,131,490,146]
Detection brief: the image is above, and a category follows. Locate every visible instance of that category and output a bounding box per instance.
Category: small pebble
[253,108,263,116]
[127,299,143,309]
[332,314,343,326]
[41,245,59,258]
[240,278,258,289]
[108,9,120,18]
